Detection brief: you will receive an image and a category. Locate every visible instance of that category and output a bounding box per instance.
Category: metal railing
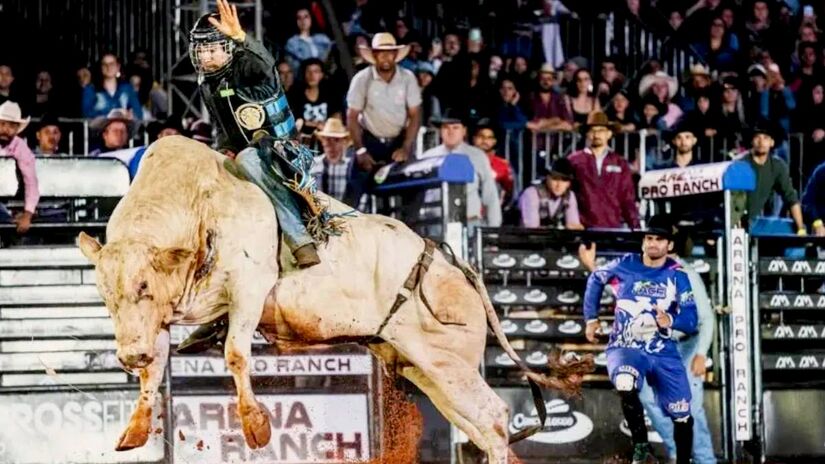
[28,117,150,156]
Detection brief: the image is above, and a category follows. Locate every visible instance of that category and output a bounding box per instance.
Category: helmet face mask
[189,14,235,76]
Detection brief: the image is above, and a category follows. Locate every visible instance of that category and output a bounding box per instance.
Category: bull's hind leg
[399,350,510,464]
[117,329,169,451]
[225,277,275,449]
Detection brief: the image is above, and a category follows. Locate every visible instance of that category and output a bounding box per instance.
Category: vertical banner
[728,228,751,440]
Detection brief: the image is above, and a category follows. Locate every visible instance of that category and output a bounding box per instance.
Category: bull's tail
[456,258,595,443]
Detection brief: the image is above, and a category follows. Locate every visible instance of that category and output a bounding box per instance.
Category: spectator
[533,0,573,68]
[147,118,184,142]
[718,6,741,50]
[90,109,132,156]
[26,70,61,118]
[596,56,625,107]
[288,58,343,142]
[683,0,723,40]
[692,16,737,72]
[680,89,721,153]
[802,161,825,236]
[640,94,668,132]
[741,121,806,234]
[33,115,62,155]
[467,54,493,124]
[0,64,18,105]
[519,157,582,229]
[311,118,353,203]
[416,63,441,126]
[744,1,777,54]
[718,76,747,148]
[565,68,601,128]
[189,119,214,146]
[677,64,714,113]
[669,9,685,32]
[495,77,529,131]
[488,54,504,83]
[473,119,514,206]
[794,83,825,177]
[525,64,573,132]
[568,111,639,229]
[467,27,485,55]
[421,110,502,228]
[661,120,702,169]
[0,101,38,234]
[277,60,296,94]
[82,53,143,120]
[789,41,823,96]
[285,7,332,73]
[398,34,425,72]
[605,89,638,133]
[125,49,169,120]
[345,33,421,207]
[750,63,795,141]
[558,56,588,93]
[433,31,471,117]
[639,70,682,128]
[508,55,532,95]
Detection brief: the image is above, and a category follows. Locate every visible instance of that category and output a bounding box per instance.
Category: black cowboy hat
[748,118,785,142]
[646,214,677,240]
[435,108,468,127]
[665,117,699,142]
[543,157,575,180]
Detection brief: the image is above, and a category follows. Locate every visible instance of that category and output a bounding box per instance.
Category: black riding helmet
[189,13,235,77]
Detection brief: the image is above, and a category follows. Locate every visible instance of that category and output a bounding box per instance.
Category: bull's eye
[139,281,148,292]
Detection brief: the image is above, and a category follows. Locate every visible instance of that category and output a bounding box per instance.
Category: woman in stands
[81,53,143,120]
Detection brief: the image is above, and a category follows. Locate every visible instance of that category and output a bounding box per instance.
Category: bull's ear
[77,232,103,264]
[152,247,194,273]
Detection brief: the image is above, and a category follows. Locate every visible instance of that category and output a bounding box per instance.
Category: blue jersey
[584,254,698,357]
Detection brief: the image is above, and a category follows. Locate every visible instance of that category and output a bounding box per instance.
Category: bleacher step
[0,269,95,286]
[0,305,108,319]
[0,339,117,352]
[1,372,129,387]
[0,285,101,305]
[0,246,91,268]
[0,318,112,339]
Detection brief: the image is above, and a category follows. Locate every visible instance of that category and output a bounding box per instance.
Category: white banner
[639,162,730,199]
[729,228,752,440]
[173,394,369,463]
[171,354,372,377]
[0,390,164,463]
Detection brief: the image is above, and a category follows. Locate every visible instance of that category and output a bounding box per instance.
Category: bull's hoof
[115,423,150,451]
[241,404,272,449]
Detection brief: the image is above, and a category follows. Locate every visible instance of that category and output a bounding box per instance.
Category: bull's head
[77,232,193,369]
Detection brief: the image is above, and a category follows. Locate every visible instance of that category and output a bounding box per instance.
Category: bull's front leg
[116,329,169,451]
[225,298,272,449]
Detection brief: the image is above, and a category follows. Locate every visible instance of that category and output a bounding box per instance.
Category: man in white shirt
[420,110,502,228]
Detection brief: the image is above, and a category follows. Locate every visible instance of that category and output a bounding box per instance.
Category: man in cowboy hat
[742,119,806,234]
[90,108,132,156]
[311,118,353,203]
[518,156,582,229]
[0,101,39,234]
[567,110,640,229]
[345,31,421,208]
[420,109,501,228]
[526,63,573,133]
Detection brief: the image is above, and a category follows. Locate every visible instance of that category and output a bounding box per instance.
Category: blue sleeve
[81,85,97,118]
[670,270,698,335]
[584,259,618,321]
[782,87,796,112]
[126,86,144,120]
[802,166,825,221]
[759,90,770,120]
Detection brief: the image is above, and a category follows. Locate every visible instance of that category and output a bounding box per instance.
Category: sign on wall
[729,228,752,440]
[0,390,165,463]
[173,394,369,463]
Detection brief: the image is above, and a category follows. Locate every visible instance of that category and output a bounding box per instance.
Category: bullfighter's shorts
[607,347,692,420]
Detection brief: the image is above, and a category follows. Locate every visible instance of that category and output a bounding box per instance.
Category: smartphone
[804,5,814,17]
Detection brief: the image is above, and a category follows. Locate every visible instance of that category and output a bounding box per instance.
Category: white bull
[77,136,592,463]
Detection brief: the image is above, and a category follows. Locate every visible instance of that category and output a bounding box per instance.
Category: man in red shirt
[472,120,514,206]
[567,111,639,229]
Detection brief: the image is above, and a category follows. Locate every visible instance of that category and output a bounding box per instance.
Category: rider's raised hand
[209,0,246,42]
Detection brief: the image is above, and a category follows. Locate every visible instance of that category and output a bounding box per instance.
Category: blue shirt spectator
[284,8,332,73]
[82,53,143,119]
[802,161,825,235]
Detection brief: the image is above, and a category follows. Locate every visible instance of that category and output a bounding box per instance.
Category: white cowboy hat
[89,108,134,133]
[358,32,410,65]
[315,118,350,139]
[638,71,678,99]
[0,101,30,134]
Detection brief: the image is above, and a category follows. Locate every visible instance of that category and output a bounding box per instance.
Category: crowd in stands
[3,0,825,238]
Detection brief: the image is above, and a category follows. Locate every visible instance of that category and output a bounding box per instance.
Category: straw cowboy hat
[358,32,410,65]
[0,101,30,134]
[315,118,350,139]
[638,71,678,99]
[538,63,556,76]
[90,108,134,133]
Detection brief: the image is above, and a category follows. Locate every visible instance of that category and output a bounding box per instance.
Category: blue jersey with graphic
[584,254,698,357]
